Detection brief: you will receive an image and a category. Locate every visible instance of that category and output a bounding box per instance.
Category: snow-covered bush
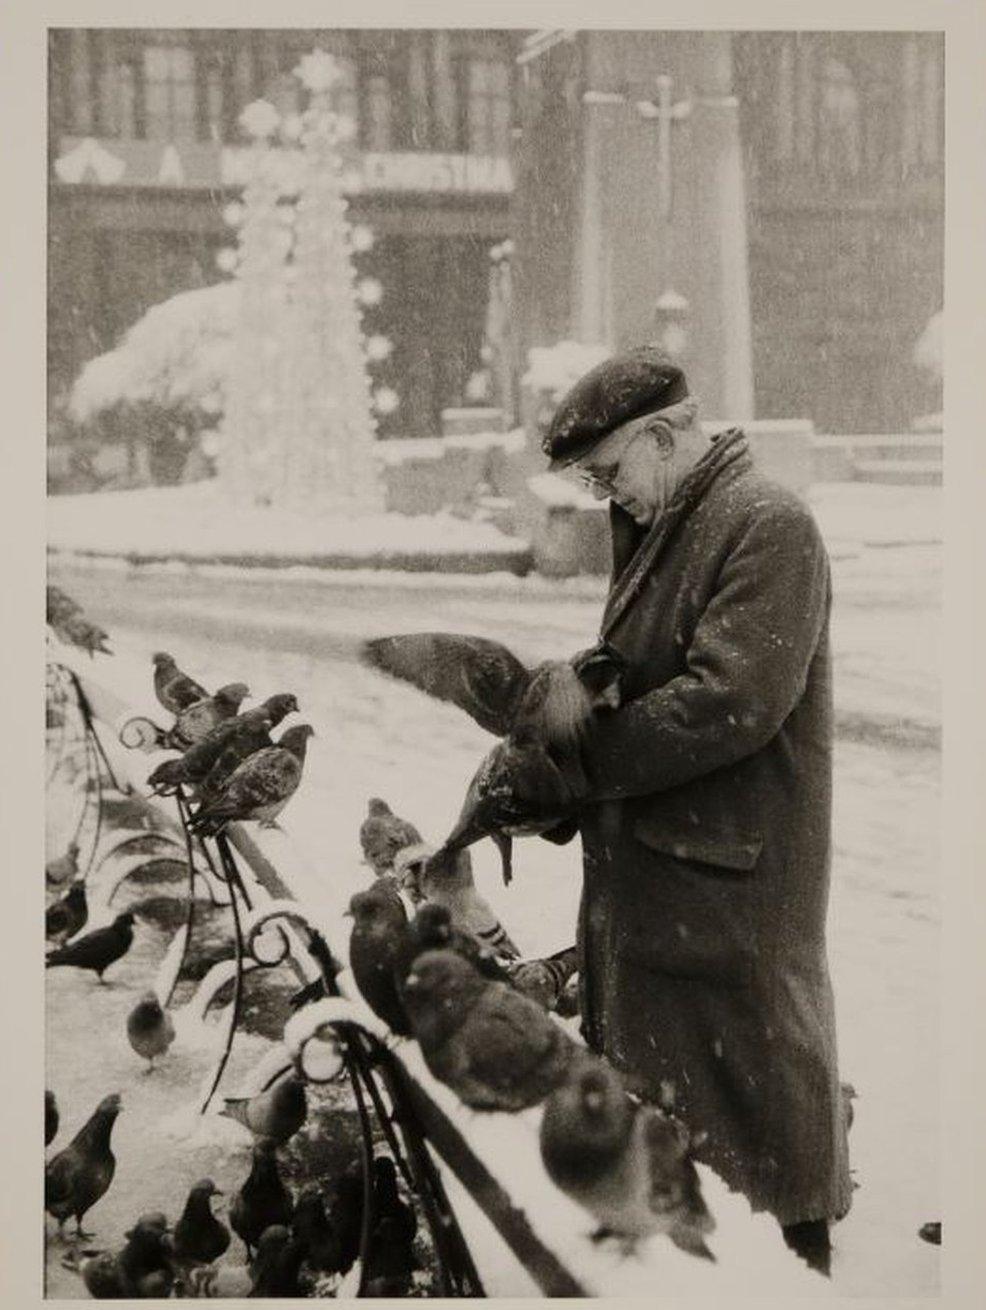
[522,341,610,400]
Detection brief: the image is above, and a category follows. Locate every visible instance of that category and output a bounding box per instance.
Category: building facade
[48,28,520,437]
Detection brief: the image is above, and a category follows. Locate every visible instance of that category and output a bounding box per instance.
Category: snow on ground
[46,534,941,1295]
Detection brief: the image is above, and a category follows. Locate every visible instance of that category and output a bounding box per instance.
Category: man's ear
[571,642,626,710]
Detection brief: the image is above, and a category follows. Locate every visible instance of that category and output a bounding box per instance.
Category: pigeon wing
[361,633,531,736]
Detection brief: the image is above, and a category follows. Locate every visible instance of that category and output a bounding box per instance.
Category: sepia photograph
[24,4,970,1300]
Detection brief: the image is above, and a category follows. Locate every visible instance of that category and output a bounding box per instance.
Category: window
[93,32,141,138]
[465,58,511,155]
[195,42,229,143]
[143,38,196,141]
[361,52,393,151]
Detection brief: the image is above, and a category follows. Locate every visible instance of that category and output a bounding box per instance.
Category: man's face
[574,417,666,527]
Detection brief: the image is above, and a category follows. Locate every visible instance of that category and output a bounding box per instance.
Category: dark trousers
[782,1219,831,1276]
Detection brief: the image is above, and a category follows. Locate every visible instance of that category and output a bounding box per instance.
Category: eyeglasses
[575,427,651,492]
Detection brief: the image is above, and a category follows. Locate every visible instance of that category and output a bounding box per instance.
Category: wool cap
[543,346,689,469]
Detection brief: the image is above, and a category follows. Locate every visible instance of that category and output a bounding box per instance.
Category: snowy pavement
[45,529,941,1296]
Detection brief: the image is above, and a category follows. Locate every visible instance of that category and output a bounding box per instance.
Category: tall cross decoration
[635,74,692,218]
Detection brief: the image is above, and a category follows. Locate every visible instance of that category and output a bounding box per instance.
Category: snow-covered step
[853,459,942,487]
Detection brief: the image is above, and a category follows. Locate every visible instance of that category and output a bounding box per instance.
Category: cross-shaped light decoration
[635,74,692,219]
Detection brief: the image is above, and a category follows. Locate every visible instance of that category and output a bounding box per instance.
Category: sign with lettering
[54,137,514,195]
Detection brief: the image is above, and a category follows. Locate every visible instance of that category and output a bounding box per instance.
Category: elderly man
[543,347,852,1273]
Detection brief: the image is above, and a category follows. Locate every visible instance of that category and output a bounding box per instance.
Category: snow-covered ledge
[51,640,826,1297]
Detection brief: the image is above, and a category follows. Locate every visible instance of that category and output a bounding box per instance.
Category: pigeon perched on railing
[503,945,580,1013]
[229,1139,294,1260]
[173,1178,230,1280]
[46,910,135,983]
[188,724,314,836]
[359,797,423,876]
[164,682,251,751]
[397,902,513,989]
[46,882,88,945]
[46,1089,59,1147]
[147,693,299,796]
[539,1058,715,1259]
[220,1071,308,1146]
[45,1091,121,1237]
[151,651,208,716]
[347,880,412,1037]
[401,949,582,1112]
[361,634,625,884]
[126,991,175,1072]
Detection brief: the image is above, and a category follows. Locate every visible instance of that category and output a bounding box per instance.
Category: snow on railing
[49,640,827,1298]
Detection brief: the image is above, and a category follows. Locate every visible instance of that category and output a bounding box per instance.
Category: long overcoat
[576,430,853,1226]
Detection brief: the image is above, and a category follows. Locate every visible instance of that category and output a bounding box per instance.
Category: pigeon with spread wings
[361,634,626,883]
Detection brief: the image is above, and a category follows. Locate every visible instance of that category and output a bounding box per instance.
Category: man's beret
[542,346,689,468]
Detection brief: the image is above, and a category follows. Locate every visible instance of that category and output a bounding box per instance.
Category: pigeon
[46,841,80,886]
[188,723,314,836]
[45,1092,121,1237]
[78,1248,131,1297]
[359,798,423,876]
[165,682,251,751]
[291,1184,342,1275]
[360,1156,419,1296]
[503,945,580,1012]
[229,1139,294,1259]
[347,881,412,1036]
[126,991,176,1071]
[46,882,88,944]
[396,901,514,990]
[151,651,208,716]
[401,949,580,1111]
[147,694,298,797]
[46,1089,59,1147]
[52,612,112,657]
[250,1223,307,1297]
[326,1162,365,1277]
[118,1212,175,1298]
[173,1178,231,1275]
[371,1155,416,1244]
[220,1071,307,1146]
[394,841,520,957]
[47,584,83,627]
[362,634,625,883]
[46,911,135,982]
[539,1058,715,1258]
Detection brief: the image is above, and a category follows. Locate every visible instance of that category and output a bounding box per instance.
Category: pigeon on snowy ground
[126,991,176,1072]
[539,1058,715,1258]
[173,1179,230,1279]
[326,1163,365,1277]
[45,1092,121,1238]
[503,945,580,1013]
[393,842,520,958]
[188,724,314,836]
[291,1184,342,1275]
[147,694,299,796]
[229,1139,294,1260]
[250,1223,307,1297]
[347,881,412,1037]
[117,1212,175,1298]
[46,882,88,945]
[46,1089,59,1147]
[401,949,581,1112]
[220,1071,307,1146]
[361,634,625,885]
[371,1155,416,1244]
[359,798,423,876]
[46,841,80,887]
[151,651,208,716]
[45,910,135,983]
[165,682,251,751]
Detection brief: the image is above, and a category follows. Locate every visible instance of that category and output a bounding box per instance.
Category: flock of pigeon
[45,590,718,1297]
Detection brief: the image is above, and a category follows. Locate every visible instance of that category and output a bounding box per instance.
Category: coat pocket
[633,815,763,873]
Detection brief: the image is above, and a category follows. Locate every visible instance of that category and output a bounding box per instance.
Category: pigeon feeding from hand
[45,1092,121,1238]
[359,798,423,876]
[229,1139,294,1260]
[361,634,625,884]
[147,693,298,797]
[539,1058,715,1259]
[46,841,80,887]
[151,651,208,716]
[46,1089,59,1147]
[173,1178,230,1275]
[188,723,314,836]
[46,910,135,983]
[46,882,88,945]
[126,991,175,1072]
[220,1071,307,1146]
[400,949,580,1112]
[347,880,412,1037]
[164,681,251,751]
[394,841,520,957]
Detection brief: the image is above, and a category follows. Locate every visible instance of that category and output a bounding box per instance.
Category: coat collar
[601,428,750,638]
